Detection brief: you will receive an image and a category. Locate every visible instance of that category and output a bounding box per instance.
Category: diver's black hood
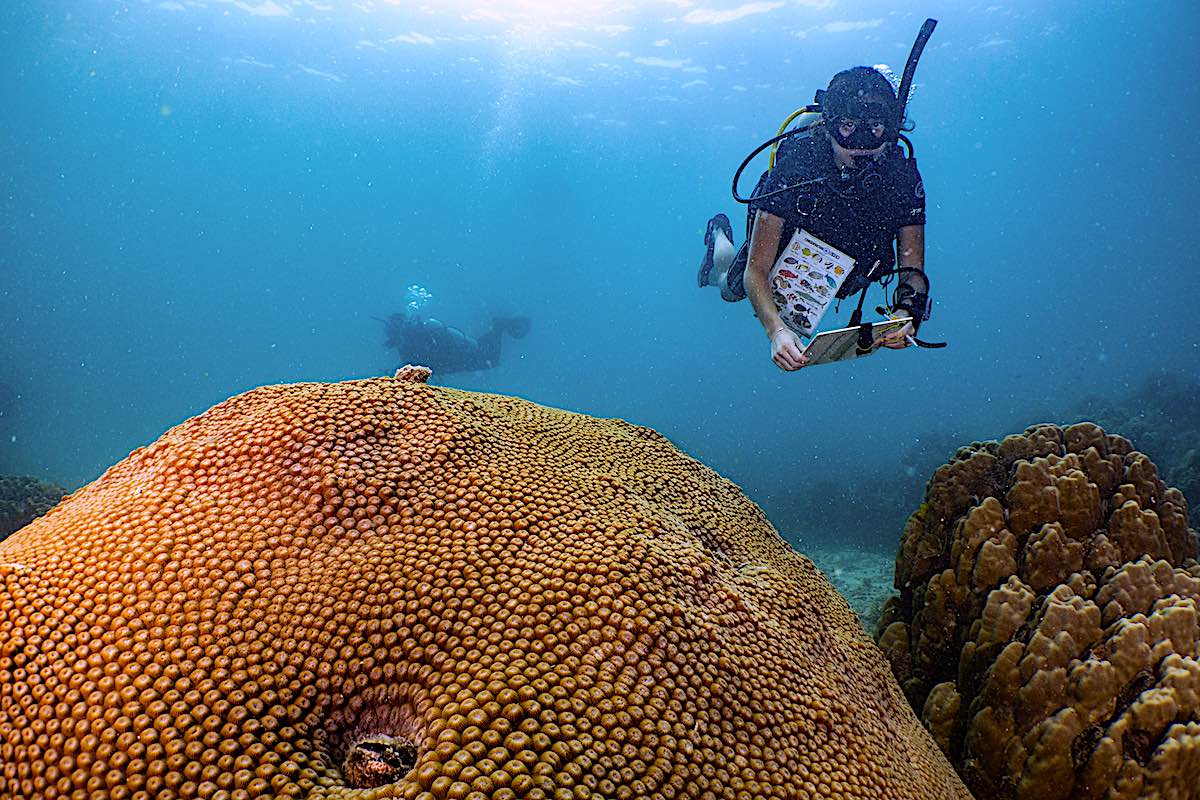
[821,66,902,145]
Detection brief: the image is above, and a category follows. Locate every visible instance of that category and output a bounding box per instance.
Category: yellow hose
[769,107,821,169]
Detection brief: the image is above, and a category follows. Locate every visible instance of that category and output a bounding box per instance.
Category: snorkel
[821,15,937,173]
[835,16,937,159]
[896,18,938,130]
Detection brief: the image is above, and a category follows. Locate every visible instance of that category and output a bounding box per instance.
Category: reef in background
[771,427,968,553]
[1068,370,1200,525]
[770,369,1200,552]
[877,421,1200,800]
[806,547,894,633]
[0,475,66,542]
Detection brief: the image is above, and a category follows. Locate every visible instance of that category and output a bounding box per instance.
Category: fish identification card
[768,229,856,339]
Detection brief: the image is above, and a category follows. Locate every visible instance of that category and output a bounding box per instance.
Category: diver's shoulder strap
[771,131,822,175]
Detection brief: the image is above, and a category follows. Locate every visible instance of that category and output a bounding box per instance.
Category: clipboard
[801,318,912,366]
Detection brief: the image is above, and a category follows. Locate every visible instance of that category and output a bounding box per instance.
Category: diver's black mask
[833,120,887,151]
[827,99,898,151]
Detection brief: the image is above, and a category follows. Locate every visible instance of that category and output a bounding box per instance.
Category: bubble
[404,284,432,313]
[872,64,901,94]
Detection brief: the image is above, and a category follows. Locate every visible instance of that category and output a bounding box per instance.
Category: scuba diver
[698,19,941,371]
[382,311,530,375]
[380,286,530,376]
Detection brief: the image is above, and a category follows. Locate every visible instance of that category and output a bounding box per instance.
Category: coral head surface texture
[0,373,969,799]
[878,422,1200,800]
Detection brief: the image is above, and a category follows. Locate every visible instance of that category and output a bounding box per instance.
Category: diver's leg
[476,327,503,369]
[697,213,736,288]
[718,242,750,303]
[494,316,531,339]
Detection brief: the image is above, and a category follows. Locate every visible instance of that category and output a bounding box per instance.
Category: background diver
[381,308,531,376]
[698,58,936,371]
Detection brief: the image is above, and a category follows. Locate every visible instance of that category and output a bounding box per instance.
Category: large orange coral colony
[0,375,971,800]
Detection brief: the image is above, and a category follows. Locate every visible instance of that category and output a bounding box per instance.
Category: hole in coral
[320,683,431,790]
[1071,723,1104,770]
[1115,669,1154,710]
[1124,730,1153,765]
[992,771,1019,800]
[342,735,419,789]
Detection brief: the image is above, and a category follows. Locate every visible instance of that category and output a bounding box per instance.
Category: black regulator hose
[730,126,818,204]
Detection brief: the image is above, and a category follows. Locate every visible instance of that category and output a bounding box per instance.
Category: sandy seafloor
[805,547,896,634]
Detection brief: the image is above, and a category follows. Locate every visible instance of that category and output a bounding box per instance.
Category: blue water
[3,1,1198,550]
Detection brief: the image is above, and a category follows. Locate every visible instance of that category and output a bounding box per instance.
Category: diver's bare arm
[897,224,924,271]
[877,223,928,348]
[744,210,787,336]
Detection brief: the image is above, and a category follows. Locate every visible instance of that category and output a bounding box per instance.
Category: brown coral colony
[0,375,969,799]
[880,422,1200,800]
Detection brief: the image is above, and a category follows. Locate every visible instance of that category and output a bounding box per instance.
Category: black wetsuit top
[744,134,926,298]
[384,315,501,375]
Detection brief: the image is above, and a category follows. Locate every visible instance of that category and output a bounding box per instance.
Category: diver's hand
[769,327,809,371]
[877,320,914,349]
